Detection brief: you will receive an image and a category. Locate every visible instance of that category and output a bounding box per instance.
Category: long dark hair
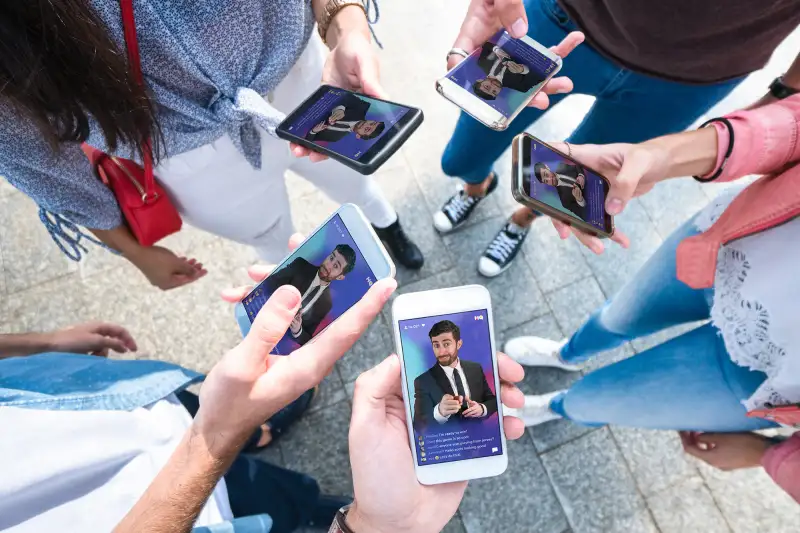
[0,0,161,159]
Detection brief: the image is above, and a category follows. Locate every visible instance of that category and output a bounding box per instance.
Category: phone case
[276,85,424,175]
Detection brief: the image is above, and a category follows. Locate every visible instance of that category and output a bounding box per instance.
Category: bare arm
[783,53,800,90]
[0,333,55,359]
[114,423,245,533]
[311,0,371,48]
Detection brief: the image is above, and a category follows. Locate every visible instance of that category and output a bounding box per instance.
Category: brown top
[557,0,800,84]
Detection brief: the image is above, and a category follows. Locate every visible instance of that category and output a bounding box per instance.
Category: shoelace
[444,191,478,221]
[486,228,523,262]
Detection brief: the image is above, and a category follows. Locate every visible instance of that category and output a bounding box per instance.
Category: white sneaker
[505,391,565,427]
[504,336,583,371]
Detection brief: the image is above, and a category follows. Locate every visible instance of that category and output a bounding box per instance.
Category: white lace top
[695,187,800,411]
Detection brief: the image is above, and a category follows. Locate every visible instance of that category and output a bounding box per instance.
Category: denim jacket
[0,353,272,533]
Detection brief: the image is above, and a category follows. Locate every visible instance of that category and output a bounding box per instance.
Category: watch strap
[328,505,355,533]
[317,0,368,46]
[769,76,799,100]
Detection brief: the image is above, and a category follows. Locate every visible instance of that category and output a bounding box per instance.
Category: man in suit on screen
[413,320,497,431]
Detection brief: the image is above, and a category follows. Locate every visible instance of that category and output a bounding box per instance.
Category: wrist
[325,4,370,48]
[189,418,251,464]
[344,505,392,533]
[643,127,718,181]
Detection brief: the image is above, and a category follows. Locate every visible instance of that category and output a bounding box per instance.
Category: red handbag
[82,0,182,246]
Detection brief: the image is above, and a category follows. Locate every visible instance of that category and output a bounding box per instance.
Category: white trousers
[155,36,397,262]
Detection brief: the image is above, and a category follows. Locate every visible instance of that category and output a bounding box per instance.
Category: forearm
[0,332,56,359]
[640,126,719,181]
[312,0,370,48]
[114,424,242,533]
[783,53,800,90]
[90,225,153,269]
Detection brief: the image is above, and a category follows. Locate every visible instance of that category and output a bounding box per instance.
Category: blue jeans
[441,0,745,184]
[549,219,776,432]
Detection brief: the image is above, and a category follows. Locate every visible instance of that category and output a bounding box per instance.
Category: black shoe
[374,217,424,270]
[433,172,499,234]
[306,494,353,530]
[478,217,530,277]
[242,387,317,453]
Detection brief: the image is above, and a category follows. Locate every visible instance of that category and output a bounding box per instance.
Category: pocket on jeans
[537,0,574,30]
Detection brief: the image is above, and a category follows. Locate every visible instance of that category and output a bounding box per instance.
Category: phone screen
[446,30,557,118]
[241,214,376,355]
[522,137,611,232]
[400,310,503,466]
[283,87,412,161]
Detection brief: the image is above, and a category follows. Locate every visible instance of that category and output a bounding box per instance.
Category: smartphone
[234,204,395,354]
[436,30,562,130]
[512,133,615,238]
[275,85,424,175]
[392,285,507,485]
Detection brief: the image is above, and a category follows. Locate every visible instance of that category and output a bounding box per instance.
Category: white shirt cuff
[433,403,450,424]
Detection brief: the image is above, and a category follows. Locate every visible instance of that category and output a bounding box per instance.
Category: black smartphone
[276,85,424,175]
[512,133,614,238]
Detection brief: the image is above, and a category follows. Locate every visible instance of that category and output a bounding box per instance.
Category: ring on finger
[447,48,470,62]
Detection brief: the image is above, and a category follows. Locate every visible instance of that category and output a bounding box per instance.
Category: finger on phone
[308,151,329,163]
[288,233,305,251]
[541,76,573,95]
[528,91,550,110]
[573,228,604,254]
[248,264,276,282]
[550,31,585,59]
[551,218,572,239]
[611,229,630,248]
[497,352,524,383]
[221,285,253,303]
[499,382,524,409]
[503,415,525,440]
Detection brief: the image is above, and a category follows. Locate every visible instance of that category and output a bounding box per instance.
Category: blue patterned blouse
[0,0,372,258]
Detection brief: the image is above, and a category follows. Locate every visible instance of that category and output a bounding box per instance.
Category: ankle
[463,173,494,198]
[510,207,537,228]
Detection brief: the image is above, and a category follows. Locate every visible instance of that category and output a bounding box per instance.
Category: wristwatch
[317,0,368,46]
[769,75,799,100]
[327,504,355,533]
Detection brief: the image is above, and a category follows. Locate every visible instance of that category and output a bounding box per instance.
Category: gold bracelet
[318,0,368,46]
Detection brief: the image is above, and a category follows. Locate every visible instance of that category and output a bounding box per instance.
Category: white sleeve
[433,404,450,424]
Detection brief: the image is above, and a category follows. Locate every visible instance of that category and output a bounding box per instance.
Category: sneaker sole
[477,258,513,278]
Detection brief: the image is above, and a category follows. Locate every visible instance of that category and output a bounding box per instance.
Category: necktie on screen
[453,368,469,412]
[300,285,321,315]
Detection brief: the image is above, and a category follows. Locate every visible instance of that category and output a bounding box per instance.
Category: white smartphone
[392,285,508,485]
[436,29,562,130]
[235,204,395,355]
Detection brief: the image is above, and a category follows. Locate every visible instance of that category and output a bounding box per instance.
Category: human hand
[311,121,328,134]
[576,173,585,188]
[129,245,207,290]
[571,186,584,203]
[46,321,138,357]
[346,353,525,533]
[462,398,484,418]
[328,109,346,123]
[448,0,584,109]
[679,431,773,471]
[200,252,397,457]
[507,62,525,74]
[290,312,303,335]
[438,394,463,417]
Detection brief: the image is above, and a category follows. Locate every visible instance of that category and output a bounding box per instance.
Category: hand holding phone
[277,85,423,174]
[233,204,396,355]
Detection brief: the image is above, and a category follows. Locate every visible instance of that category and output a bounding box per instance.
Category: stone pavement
[2,2,800,532]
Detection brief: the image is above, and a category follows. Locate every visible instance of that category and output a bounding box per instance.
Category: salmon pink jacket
[675,94,800,503]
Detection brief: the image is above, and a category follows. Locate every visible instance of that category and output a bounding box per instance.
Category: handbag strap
[119,0,156,200]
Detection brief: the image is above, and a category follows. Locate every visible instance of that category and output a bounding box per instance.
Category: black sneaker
[433,172,498,234]
[374,217,424,270]
[478,218,530,277]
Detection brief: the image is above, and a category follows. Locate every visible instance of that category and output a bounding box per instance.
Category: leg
[224,455,329,533]
[155,132,295,263]
[552,324,776,432]
[562,216,712,362]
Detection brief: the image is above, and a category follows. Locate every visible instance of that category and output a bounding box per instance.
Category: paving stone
[696,460,800,533]
[610,427,697,497]
[281,400,354,497]
[460,436,568,533]
[339,311,393,384]
[441,515,467,533]
[0,190,77,294]
[541,429,649,533]
[442,216,548,329]
[647,476,730,533]
[308,365,349,415]
[579,199,663,298]
[523,222,592,294]
[500,315,594,453]
[545,278,605,336]
[638,179,710,239]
